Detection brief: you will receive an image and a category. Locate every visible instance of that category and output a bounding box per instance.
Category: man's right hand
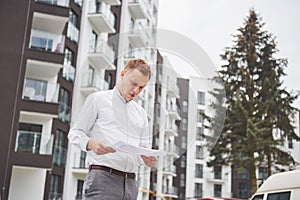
[87,139,116,155]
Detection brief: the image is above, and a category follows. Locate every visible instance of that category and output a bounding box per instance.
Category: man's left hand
[141,155,157,167]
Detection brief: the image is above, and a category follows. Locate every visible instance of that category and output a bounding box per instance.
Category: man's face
[119,69,149,102]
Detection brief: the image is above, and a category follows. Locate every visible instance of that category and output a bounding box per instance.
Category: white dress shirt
[68,87,151,173]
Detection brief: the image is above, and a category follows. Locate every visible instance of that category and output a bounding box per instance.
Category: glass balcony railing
[22,79,60,103]
[67,22,79,43]
[53,146,67,167]
[15,130,54,155]
[58,102,71,123]
[35,0,69,7]
[29,29,65,53]
[81,73,109,91]
[62,59,76,82]
[48,192,62,200]
[73,151,88,169]
[88,1,115,27]
[89,39,115,61]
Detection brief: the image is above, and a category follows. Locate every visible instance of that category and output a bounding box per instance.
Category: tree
[206,9,299,196]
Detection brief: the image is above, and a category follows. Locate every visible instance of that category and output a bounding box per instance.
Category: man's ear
[120,70,125,78]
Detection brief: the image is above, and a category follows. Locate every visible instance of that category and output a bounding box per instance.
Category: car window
[267,191,290,200]
[252,194,264,200]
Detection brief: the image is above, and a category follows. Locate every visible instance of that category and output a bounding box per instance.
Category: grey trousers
[83,169,139,200]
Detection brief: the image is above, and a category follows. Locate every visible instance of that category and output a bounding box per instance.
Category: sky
[157,0,300,106]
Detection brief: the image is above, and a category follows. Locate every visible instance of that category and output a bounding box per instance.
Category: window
[214,166,222,179]
[194,183,202,198]
[252,194,264,200]
[288,136,293,149]
[63,48,75,82]
[182,100,188,112]
[196,127,204,141]
[214,184,222,197]
[180,173,185,186]
[197,91,205,105]
[195,164,203,178]
[69,9,78,26]
[197,109,204,123]
[182,118,187,131]
[65,48,74,66]
[258,167,268,181]
[53,130,67,167]
[267,191,290,200]
[23,78,47,101]
[49,174,62,199]
[181,136,186,149]
[31,36,53,51]
[16,123,42,153]
[195,146,204,159]
[238,182,249,198]
[237,169,249,179]
[88,65,95,86]
[180,155,186,168]
[76,180,84,200]
[58,88,71,123]
[79,151,87,168]
[91,30,98,52]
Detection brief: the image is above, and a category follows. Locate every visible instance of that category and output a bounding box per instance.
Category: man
[68,58,157,200]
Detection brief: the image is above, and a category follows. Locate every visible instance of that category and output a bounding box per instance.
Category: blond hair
[124,58,151,80]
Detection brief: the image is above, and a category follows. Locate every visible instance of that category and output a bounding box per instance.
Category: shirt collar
[113,87,128,104]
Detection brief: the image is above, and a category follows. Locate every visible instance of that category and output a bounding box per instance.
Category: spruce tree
[207,9,299,196]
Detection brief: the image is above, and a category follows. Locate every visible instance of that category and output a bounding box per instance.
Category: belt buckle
[125,173,128,178]
[109,168,113,174]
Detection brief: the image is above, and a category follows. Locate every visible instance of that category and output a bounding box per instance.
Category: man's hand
[141,155,157,167]
[87,139,116,155]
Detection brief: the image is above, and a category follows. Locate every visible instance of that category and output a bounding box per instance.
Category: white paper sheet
[113,141,162,156]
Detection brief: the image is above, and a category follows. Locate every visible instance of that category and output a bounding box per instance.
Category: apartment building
[63,0,159,199]
[147,56,181,200]
[185,76,231,199]
[174,78,189,200]
[0,0,82,199]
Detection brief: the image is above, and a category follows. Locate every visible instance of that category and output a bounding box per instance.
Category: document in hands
[113,141,162,156]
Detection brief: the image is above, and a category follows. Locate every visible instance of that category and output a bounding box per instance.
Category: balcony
[32,12,68,35]
[67,22,79,43]
[88,1,116,33]
[167,81,180,98]
[128,0,148,19]
[58,102,71,123]
[164,125,178,137]
[102,0,121,5]
[164,145,179,158]
[72,151,88,178]
[161,186,178,199]
[81,73,109,96]
[205,173,227,184]
[15,130,54,155]
[35,0,70,7]
[162,165,177,177]
[53,146,67,166]
[29,29,65,54]
[128,21,148,48]
[62,60,76,82]
[166,106,181,120]
[88,39,115,70]
[22,79,60,103]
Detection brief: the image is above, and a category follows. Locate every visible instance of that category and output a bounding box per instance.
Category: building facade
[185,76,232,199]
[0,0,82,199]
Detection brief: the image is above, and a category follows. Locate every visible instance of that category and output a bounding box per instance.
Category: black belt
[89,165,136,179]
